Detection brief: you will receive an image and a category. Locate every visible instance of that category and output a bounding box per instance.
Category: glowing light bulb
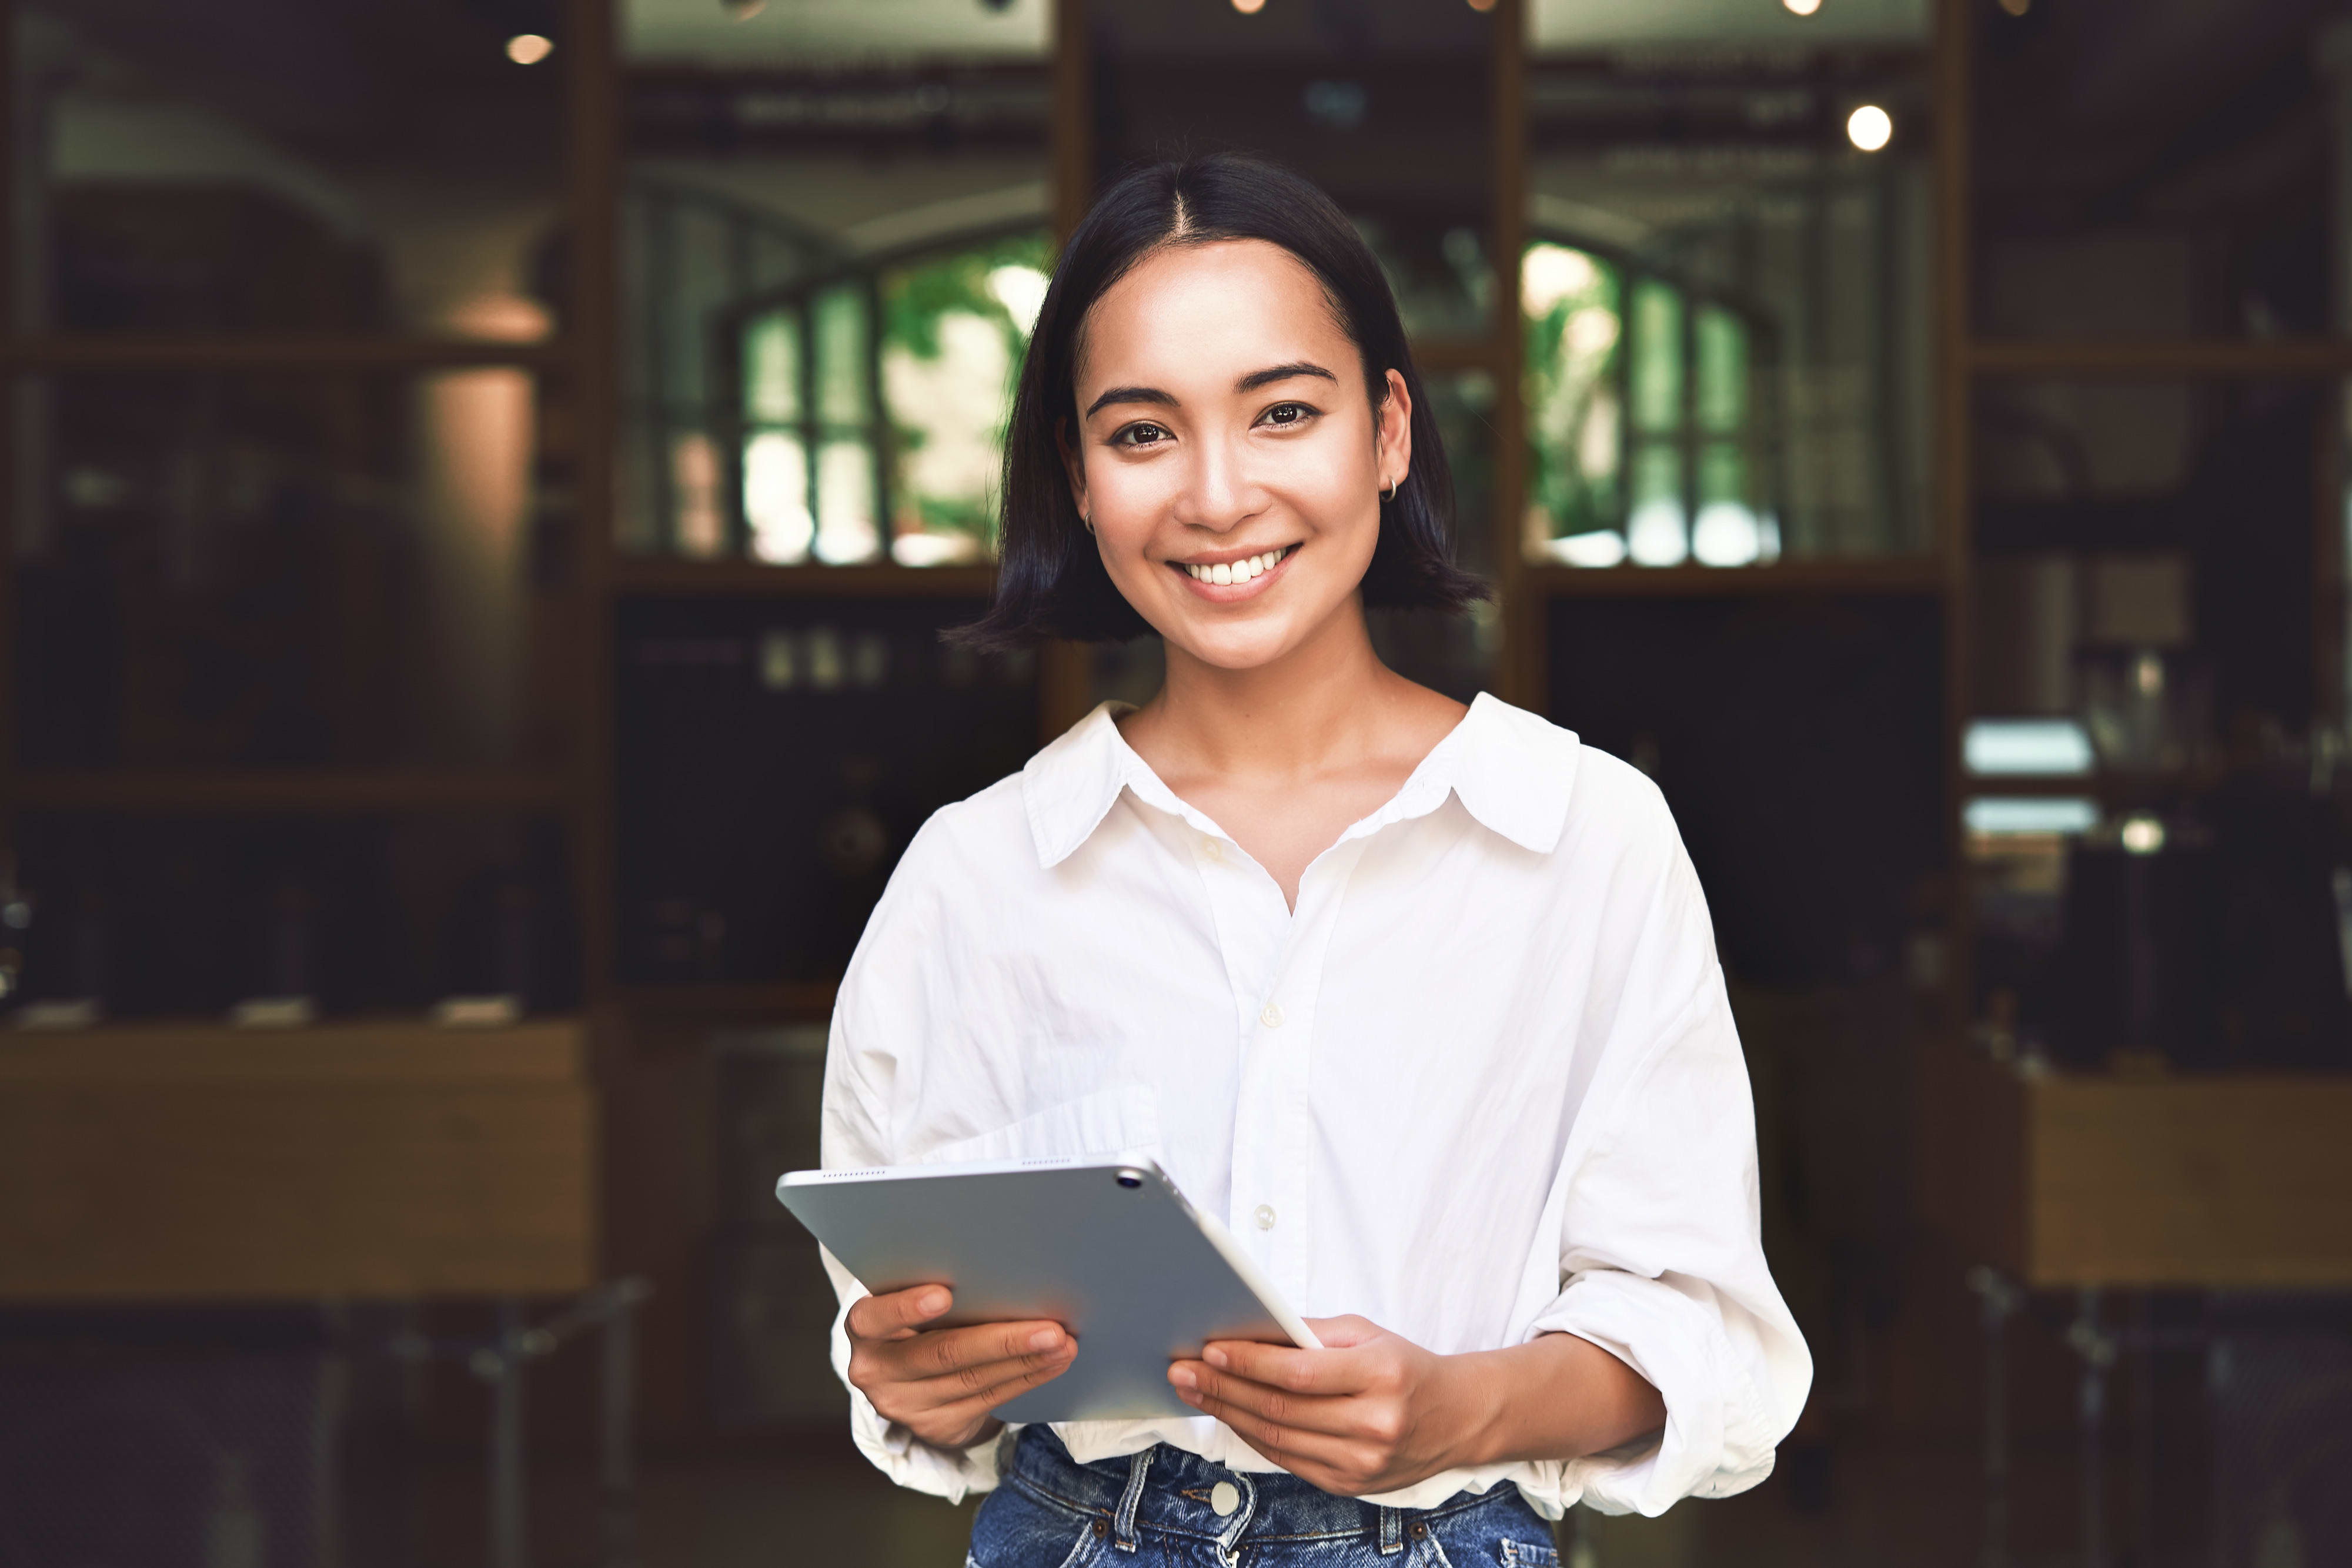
[1783,0,1822,15]
[506,34,553,65]
[1466,0,1498,11]
[1232,0,1266,13]
[1847,103,1893,152]
[1997,0,2031,14]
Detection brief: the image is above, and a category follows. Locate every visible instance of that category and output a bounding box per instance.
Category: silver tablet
[777,1154,1320,1423]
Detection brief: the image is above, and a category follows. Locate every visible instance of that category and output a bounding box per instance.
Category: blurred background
[2,0,2350,1564]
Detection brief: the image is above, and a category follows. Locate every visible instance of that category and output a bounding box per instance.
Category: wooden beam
[1969,337,2352,379]
[610,558,998,599]
[1528,559,1946,597]
[4,336,570,373]
[16,771,569,813]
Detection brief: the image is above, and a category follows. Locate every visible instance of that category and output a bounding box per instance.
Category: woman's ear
[1375,368,1414,493]
[1056,417,1091,530]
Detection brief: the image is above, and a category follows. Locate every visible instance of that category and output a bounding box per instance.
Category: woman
[820,155,1809,1567]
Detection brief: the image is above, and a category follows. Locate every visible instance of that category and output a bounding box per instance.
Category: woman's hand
[1167,1315,1485,1496]
[844,1285,1078,1451]
[1168,1315,1668,1496]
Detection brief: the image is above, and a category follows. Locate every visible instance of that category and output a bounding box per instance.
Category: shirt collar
[1020,691,1580,870]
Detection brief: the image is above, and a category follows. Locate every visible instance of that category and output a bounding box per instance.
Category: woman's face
[1065,238,1411,672]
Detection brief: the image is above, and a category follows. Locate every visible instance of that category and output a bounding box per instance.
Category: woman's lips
[1170,543,1298,601]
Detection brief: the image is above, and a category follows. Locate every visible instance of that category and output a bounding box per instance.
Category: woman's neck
[1123,599,1413,786]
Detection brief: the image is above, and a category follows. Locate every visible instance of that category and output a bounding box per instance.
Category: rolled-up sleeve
[816,821,1010,1502]
[1514,827,1810,1517]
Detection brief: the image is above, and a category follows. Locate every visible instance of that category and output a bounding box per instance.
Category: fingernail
[921,1290,950,1315]
[1204,1346,1229,1369]
[1030,1328,1062,1352]
[1170,1366,1197,1390]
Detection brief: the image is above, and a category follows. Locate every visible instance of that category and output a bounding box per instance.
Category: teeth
[1184,546,1289,584]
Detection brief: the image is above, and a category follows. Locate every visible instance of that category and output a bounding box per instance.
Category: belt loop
[1377,1505,1405,1556]
[1114,1447,1152,1552]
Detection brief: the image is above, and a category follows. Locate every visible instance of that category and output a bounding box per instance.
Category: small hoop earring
[1080,511,1094,534]
[1382,477,1398,503]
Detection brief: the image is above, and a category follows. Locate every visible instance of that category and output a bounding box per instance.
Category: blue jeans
[968,1426,1561,1568]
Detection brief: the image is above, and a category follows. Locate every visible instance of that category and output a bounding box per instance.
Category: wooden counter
[1921,1039,2352,1289]
[0,1020,596,1302]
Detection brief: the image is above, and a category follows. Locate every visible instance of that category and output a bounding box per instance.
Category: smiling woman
[820,155,1809,1568]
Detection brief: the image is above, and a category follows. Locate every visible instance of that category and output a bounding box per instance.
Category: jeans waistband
[1002,1426,1528,1553]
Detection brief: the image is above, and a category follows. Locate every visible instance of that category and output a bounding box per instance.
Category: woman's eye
[1112,422,1171,448]
[1260,402,1317,429]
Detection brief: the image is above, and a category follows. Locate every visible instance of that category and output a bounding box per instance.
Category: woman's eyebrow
[1084,385,1177,417]
[1236,361,1338,392]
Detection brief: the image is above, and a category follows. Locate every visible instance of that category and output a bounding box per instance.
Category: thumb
[1302,1314,1385,1349]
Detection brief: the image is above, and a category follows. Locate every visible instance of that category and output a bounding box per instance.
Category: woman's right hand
[843,1285,1078,1450]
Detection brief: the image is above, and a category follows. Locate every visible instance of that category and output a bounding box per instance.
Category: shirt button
[1254,1204,1276,1231]
[1202,837,1222,861]
[1259,1002,1283,1029]
[1210,1480,1241,1516]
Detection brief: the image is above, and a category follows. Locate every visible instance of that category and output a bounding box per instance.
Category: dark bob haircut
[955,153,1489,650]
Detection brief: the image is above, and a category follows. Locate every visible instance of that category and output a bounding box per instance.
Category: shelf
[612,982,838,1019]
[610,558,998,599]
[1526,559,1945,596]
[3,335,571,373]
[15,770,572,813]
[1967,337,2352,379]
[0,1018,587,1085]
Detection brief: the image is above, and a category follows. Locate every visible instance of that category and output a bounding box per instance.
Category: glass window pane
[1626,444,1688,567]
[877,233,1051,567]
[14,370,574,771]
[743,309,803,426]
[813,437,880,564]
[743,431,811,565]
[1693,443,1775,567]
[669,429,726,559]
[1629,280,1684,436]
[14,2,565,338]
[1521,242,1622,557]
[813,283,871,428]
[1695,306,1746,434]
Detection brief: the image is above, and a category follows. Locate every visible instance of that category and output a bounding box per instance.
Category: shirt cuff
[1516,1268,1779,1519]
[822,1246,1013,1502]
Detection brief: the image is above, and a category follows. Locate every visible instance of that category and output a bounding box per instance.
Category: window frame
[720,219,1052,568]
[1525,232,1784,566]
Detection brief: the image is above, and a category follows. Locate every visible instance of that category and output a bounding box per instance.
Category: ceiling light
[505,34,553,65]
[1997,0,2030,14]
[1783,0,1822,15]
[723,0,767,17]
[1232,0,1266,13]
[1466,0,1498,11]
[1846,103,1892,152]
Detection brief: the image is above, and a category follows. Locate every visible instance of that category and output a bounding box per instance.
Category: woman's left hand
[1167,1315,1488,1496]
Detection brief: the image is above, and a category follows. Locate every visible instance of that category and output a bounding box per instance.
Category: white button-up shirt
[820,693,1809,1518]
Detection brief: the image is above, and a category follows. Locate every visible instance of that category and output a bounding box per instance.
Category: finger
[906,1320,1072,1389]
[1300,1315,1384,1349]
[924,1341,1082,1423]
[1171,1359,1354,1436]
[1180,1391,1360,1479]
[1201,1339,1364,1397]
[846,1285,953,1342]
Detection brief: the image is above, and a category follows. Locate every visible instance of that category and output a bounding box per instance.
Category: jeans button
[1210,1480,1241,1517]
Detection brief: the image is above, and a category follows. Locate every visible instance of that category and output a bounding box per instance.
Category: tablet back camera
[1115,1168,1145,1189]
